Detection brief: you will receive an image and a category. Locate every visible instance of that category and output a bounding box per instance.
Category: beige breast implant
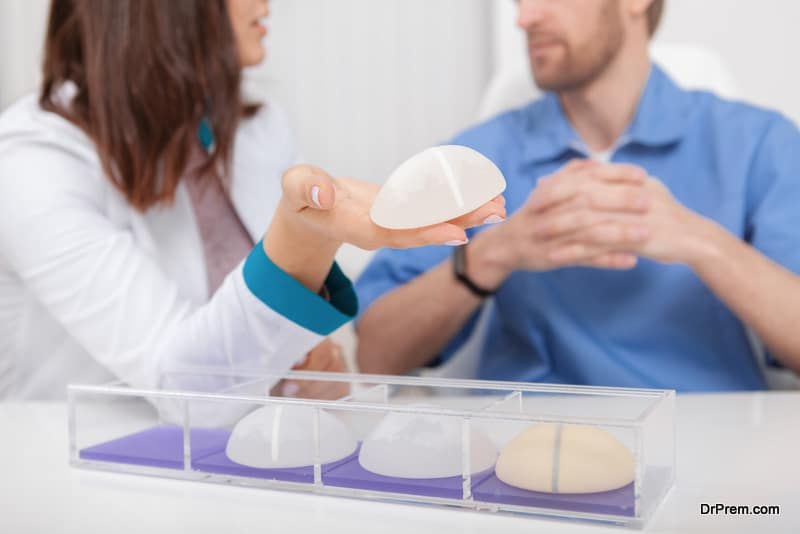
[495,424,635,494]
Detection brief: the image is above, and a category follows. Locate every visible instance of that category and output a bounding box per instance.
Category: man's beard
[530,3,625,92]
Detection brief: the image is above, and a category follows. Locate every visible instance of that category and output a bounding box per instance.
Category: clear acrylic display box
[68,369,675,527]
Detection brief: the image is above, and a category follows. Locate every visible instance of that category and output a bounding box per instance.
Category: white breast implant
[370,145,507,230]
[495,424,635,494]
[226,405,358,469]
[358,408,497,479]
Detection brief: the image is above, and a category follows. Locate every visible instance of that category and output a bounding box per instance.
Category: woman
[0,0,505,399]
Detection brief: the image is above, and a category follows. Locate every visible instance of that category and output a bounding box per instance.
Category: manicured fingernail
[445,239,469,246]
[482,215,505,225]
[282,382,300,398]
[311,185,321,208]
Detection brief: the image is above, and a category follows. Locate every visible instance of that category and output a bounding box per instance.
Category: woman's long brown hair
[40,0,258,211]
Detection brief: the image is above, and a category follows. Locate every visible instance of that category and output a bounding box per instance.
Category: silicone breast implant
[226,405,358,469]
[370,145,507,230]
[358,407,497,479]
[495,424,635,494]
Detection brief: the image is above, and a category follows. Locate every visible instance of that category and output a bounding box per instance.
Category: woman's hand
[270,339,350,400]
[263,165,507,293]
[276,165,507,251]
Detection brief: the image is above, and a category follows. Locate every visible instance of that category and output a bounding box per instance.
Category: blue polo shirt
[355,65,800,392]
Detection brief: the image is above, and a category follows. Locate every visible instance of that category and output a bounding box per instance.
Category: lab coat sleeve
[0,141,357,392]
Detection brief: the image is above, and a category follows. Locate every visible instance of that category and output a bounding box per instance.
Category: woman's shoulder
[0,92,100,166]
[0,93,109,205]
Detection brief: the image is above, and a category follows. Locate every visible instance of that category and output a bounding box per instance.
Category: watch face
[370,145,506,230]
[453,243,468,274]
[453,244,493,298]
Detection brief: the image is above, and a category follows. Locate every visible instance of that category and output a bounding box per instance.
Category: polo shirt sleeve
[744,114,800,371]
[745,113,800,275]
[354,245,483,367]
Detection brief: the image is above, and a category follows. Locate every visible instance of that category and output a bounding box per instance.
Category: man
[354,0,800,391]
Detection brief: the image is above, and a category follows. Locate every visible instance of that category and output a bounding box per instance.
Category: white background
[2,0,800,184]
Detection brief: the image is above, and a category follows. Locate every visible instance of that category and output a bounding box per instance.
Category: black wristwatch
[452,244,496,299]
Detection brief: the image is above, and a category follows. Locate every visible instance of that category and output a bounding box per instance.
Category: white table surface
[1,392,798,534]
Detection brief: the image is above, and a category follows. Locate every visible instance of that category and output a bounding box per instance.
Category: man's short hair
[647,0,665,37]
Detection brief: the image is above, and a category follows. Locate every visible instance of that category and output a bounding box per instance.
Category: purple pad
[79,425,229,470]
[79,427,633,517]
[193,447,359,483]
[322,459,495,500]
[472,474,635,517]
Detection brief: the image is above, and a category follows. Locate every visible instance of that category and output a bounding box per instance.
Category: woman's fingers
[381,223,468,249]
[282,172,505,250]
[490,195,507,207]
[380,196,507,249]
[276,340,349,399]
[281,164,337,211]
[293,378,350,401]
[447,196,507,228]
[279,376,349,400]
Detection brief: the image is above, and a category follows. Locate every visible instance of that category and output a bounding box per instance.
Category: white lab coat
[0,91,326,400]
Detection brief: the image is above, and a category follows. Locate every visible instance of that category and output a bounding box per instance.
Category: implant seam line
[434,148,465,208]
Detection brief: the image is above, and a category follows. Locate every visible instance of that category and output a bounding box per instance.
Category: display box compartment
[68,369,674,527]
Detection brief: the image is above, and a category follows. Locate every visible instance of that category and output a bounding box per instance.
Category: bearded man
[355,0,800,391]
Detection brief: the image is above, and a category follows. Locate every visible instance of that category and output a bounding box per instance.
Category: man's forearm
[690,220,800,373]
[356,259,485,375]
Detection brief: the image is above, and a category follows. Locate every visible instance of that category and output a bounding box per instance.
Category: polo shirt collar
[625,64,693,147]
[522,64,693,164]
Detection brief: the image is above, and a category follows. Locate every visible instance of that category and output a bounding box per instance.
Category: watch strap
[452,244,495,299]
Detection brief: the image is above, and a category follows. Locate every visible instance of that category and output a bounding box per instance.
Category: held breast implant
[370,145,507,230]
